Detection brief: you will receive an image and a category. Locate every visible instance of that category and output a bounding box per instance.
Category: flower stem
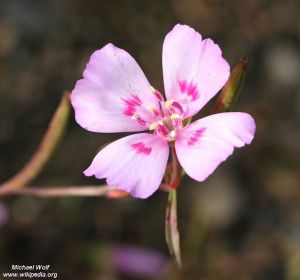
[165,189,181,267]
[0,92,70,195]
[163,145,183,267]
[169,146,182,189]
[0,185,115,197]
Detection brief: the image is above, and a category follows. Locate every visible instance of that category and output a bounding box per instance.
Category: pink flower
[71,24,256,199]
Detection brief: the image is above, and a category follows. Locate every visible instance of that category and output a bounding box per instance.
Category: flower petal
[175,112,255,181]
[71,43,159,133]
[84,133,169,199]
[162,24,230,118]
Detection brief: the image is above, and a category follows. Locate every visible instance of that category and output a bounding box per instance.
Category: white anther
[149,120,163,130]
[149,122,159,130]
[146,104,157,115]
[170,130,176,138]
[171,114,181,120]
[131,113,139,119]
[164,100,174,110]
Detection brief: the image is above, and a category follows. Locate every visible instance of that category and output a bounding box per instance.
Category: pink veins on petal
[179,80,200,102]
[122,94,143,117]
[131,142,152,155]
[187,128,206,146]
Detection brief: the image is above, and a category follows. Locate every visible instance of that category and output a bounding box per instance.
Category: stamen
[158,102,164,117]
[146,104,159,116]
[157,124,169,137]
[149,120,163,130]
[164,100,174,110]
[149,123,157,130]
[136,117,146,126]
[170,130,176,138]
[170,114,181,120]
[132,113,146,126]
[172,119,181,128]
[131,113,139,119]
[151,86,164,102]
[171,101,184,114]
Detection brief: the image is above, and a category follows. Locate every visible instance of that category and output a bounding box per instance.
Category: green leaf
[165,189,182,267]
[212,57,248,113]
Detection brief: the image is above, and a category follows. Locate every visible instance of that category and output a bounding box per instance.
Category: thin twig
[0,92,71,191]
[0,185,116,197]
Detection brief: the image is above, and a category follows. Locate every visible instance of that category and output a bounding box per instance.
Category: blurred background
[0,0,300,279]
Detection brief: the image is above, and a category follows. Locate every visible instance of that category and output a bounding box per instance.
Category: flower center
[122,85,195,142]
[149,98,184,142]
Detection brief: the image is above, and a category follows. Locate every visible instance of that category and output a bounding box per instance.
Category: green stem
[165,189,182,267]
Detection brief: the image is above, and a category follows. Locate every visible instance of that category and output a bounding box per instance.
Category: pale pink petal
[162,24,230,118]
[84,133,169,199]
[175,112,255,181]
[71,43,159,133]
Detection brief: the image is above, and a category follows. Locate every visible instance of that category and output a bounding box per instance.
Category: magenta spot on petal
[122,94,142,117]
[131,142,152,155]
[179,80,199,101]
[179,80,187,93]
[188,128,206,146]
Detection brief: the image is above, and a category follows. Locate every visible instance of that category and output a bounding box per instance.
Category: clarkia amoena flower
[71,24,256,199]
